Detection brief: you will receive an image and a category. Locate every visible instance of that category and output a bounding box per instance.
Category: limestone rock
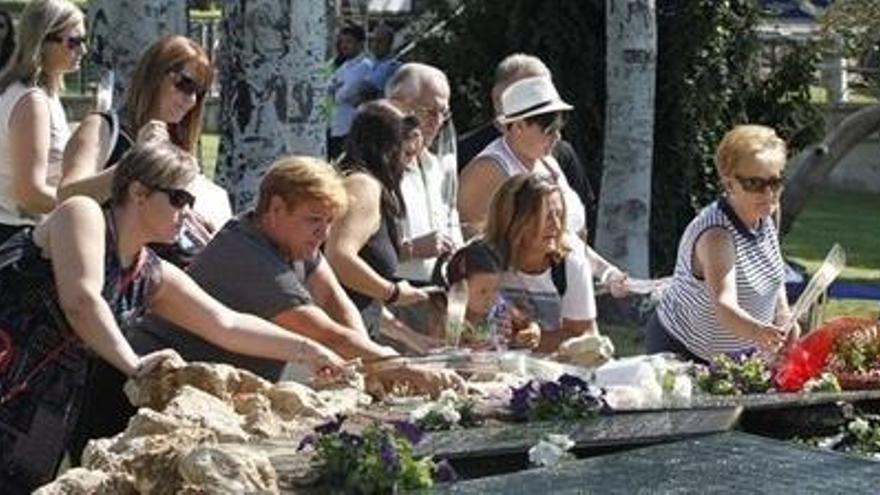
[177,444,279,495]
[163,385,250,442]
[34,468,137,495]
[83,427,216,495]
[125,361,270,410]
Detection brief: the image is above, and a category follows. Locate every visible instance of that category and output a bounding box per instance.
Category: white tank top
[474,136,587,237]
[0,82,69,226]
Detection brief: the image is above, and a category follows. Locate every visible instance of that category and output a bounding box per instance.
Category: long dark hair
[338,100,415,249]
[0,11,15,72]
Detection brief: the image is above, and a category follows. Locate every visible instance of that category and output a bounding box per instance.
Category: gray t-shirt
[132,212,319,381]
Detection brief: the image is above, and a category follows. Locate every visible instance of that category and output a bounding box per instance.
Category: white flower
[437,389,460,406]
[409,403,433,422]
[437,403,462,424]
[545,434,575,451]
[848,417,871,437]
[529,434,574,467]
[528,440,566,467]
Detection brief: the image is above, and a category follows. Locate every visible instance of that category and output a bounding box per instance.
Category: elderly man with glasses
[385,63,463,288]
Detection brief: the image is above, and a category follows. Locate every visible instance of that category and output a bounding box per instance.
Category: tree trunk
[780,103,880,233]
[87,0,188,108]
[595,0,656,278]
[214,0,330,211]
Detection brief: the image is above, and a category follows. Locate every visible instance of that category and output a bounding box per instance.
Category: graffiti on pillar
[87,0,187,108]
[216,0,328,211]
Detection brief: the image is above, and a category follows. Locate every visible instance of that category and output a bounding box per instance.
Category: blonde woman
[648,125,797,362]
[0,0,86,243]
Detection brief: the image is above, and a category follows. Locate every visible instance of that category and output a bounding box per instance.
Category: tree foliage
[409,0,822,274]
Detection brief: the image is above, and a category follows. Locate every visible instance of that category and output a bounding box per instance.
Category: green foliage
[306,419,435,493]
[412,0,822,273]
[694,353,773,395]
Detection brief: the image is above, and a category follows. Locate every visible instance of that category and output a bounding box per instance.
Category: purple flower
[379,435,399,471]
[392,420,425,445]
[509,381,534,419]
[297,434,316,452]
[539,381,562,401]
[728,348,756,362]
[435,459,459,483]
[315,414,346,435]
[558,373,588,391]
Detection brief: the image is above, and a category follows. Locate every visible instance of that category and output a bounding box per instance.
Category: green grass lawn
[782,190,880,283]
[199,133,219,178]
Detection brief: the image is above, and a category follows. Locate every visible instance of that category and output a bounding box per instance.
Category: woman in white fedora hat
[458,75,628,296]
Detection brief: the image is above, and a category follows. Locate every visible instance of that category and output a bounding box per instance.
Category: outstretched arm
[148,260,346,374]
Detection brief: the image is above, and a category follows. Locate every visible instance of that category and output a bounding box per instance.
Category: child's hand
[511,322,541,349]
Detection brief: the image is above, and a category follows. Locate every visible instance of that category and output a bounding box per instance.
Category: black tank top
[348,214,399,310]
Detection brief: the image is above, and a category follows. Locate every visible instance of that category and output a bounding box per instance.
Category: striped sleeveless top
[656,198,785,360]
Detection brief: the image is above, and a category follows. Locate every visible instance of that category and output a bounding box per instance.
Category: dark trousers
[644,312,706,364]
[0,223,26,246]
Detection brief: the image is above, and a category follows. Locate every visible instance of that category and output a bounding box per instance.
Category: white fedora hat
[497,76,573,124]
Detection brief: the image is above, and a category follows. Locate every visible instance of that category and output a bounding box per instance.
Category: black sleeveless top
[348,214,399,310]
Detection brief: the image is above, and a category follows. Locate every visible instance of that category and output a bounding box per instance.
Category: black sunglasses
[170,70,206,98]
[154,187,196,209]
[734,174,785,193]
[527,112,567,135]
[46,34,87,50]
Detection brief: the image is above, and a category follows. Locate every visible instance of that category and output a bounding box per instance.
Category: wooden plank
[417,407,742,460]
[436,432,880,494]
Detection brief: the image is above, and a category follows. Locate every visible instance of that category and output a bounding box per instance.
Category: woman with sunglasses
[59,34,230,267]
[325,100,438,352]
[647,125,796,363]
[0,0,86,245]
[0,142,347,492]
[459,75,629,296]
[484,173,602,354]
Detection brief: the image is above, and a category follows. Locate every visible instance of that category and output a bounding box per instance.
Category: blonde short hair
[484,173,569,269]
[0,0,83,92]
[256,156,348,217]
[715,125,787,177]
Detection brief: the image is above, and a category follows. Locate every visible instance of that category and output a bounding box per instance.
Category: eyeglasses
[734,174,785,193]
[169,70,206,98]
[528,112,567,135]
[154,187,196,209]
[413,104,451,124]
[45,34,87,50]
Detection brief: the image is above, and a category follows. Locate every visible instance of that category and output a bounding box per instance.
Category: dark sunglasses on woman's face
[734,174,785,193]
[45,34,87,50]
[155,187,196,209]
[529,112,567,135]
[170,71,206,98]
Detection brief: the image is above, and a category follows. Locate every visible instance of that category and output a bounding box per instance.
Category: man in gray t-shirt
[133,157,462,392]
[134,213,330,380]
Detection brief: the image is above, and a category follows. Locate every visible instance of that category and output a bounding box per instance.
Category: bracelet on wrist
[384,281,401,304]
[599,268,619,285]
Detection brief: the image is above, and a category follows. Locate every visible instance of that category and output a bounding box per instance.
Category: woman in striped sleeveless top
[647,125,797,362]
